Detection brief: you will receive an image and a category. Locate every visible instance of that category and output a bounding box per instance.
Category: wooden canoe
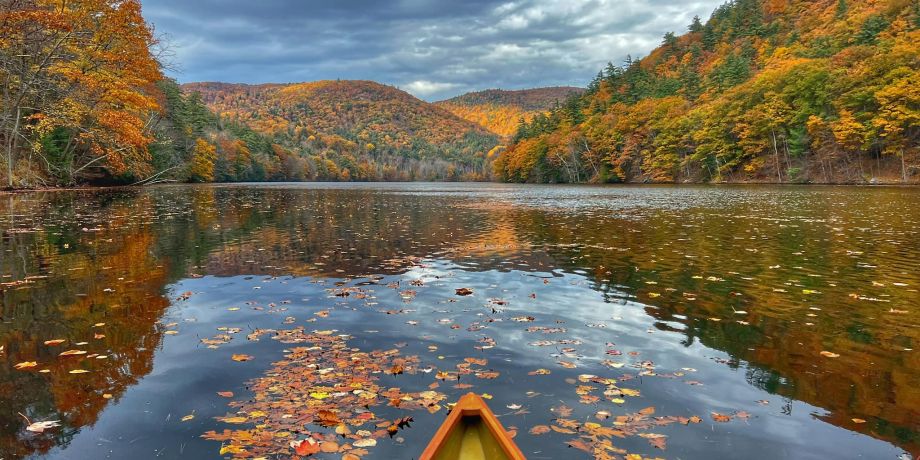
[419,392,526,460]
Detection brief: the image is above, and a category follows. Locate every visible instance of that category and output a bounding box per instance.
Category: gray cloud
[142,0,724,101]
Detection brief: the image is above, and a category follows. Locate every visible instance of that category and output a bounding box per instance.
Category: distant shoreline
[4,179,919,194]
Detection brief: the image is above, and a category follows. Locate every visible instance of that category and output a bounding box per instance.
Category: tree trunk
[876,150,882,179]
[6,106,21,188]
[772,129,783,183]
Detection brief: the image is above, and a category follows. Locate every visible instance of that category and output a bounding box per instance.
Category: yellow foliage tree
[189,138,217,182]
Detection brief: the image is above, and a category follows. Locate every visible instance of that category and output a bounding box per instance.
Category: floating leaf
[231,354,254,362]
[353,438,377,448]
[291,438,321,456]
[219,444,245,455]
[320,441,339,453]
[26,420,61,433]
[315,410,340,427]
[218,416,248,424]
[59,349,87,357]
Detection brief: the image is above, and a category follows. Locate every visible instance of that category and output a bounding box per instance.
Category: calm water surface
[0,183,917,459]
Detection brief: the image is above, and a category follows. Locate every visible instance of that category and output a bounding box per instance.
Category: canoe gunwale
[419,392,526,460]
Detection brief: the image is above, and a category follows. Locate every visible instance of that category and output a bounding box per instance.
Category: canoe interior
[432,415,513,460]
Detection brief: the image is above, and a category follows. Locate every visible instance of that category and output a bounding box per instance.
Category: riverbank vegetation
[496,0,920,184]
[3,0,918,189]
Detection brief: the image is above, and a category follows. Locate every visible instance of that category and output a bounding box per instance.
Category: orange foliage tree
[0,0,163,187]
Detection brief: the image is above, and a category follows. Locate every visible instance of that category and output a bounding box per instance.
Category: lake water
[0,183,917,460]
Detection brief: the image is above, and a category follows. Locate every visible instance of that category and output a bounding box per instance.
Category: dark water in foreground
[0,183,917,460]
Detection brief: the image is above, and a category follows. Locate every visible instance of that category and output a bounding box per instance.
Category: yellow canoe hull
[420,393,526,460]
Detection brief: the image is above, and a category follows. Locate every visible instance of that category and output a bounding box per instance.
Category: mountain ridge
[182,79,501,181]
[435,87,585,137]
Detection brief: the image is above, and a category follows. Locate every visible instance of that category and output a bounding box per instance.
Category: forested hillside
[183,81,501,181]
[436,87,584,137]
[497,0,920,184]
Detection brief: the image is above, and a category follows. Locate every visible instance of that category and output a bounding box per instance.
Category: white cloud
[142,0,726,100]
[402,80,463,98]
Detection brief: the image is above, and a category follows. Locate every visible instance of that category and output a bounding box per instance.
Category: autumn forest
[2,2,919,460]
[1,0,917,188]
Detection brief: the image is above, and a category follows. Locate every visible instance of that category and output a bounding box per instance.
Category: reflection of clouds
[398,261,908,458]
[60,263,903,459]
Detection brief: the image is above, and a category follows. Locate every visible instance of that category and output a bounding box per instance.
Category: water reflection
[0,184,917,459]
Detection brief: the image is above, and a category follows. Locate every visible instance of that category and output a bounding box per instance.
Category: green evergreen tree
[689,15,704,32]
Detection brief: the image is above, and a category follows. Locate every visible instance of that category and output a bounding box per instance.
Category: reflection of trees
[483,200,919,452]
[1,192,170,458]
[0,186,917,456]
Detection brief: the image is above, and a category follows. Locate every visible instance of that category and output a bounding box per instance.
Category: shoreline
[3,179,920,194]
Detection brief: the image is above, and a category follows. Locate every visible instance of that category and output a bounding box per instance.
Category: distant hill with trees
[436,87,584,137]
[182,80,501,181]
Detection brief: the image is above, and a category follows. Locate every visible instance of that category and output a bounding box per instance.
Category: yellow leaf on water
[309,391,331,400]
[219,416,248,424]
[14,361,38,370]
[852,418,866,424]
[481,393,493,399]
[69,369,90,374]
[44,339,66,346]
[231,354,253,362]
[59,349,87,357]
[820,351,840,358]
[219,444,246,455]
[181,414,195,422]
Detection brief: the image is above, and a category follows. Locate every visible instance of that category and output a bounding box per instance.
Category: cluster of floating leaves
[531,404,702,458]
[191,273,750,460]
[202,329,446,458]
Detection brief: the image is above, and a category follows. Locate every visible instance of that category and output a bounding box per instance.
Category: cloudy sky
[141,0,723,101]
